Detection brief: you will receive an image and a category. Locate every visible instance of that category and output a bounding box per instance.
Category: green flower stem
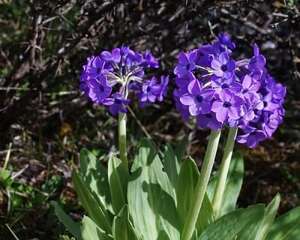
[212,127,238,218]
[181,130,222,240]
[118,113,128,169]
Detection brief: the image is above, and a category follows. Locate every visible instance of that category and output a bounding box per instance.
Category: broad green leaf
[112,205,138,240]
[157,230,171,240]
[81,216,112,240]
[108,156,128,214]
[79,149,112,212]
[72,171,111,233]
[131,138,157,171]
[51,201,81,239]
[176,158,199,224]
[176,157,214,236]
[266,206,300,240]
[162,141,185,188]
[238,196,280,240]
[80,148,97,177]
[207,153,244,216]
[128,139,180,240]
[254,194,280,240]
[198,204,265,240]
[238,210,264,240]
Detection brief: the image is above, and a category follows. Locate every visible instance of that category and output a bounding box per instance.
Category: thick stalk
[212,127,238,218]
[118,113,128,169]
[181,130,222,240]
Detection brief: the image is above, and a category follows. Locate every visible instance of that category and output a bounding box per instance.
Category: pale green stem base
[181,130,222,240]
[118,113,128,169]
[212,127,238,218]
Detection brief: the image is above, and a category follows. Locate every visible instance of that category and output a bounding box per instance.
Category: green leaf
[176,157,214,236]
[81,216,112,240]
[128,139,180,240]
[162,141,185,188]
[108,156,128,214]
[79,149,112,212]
[238,210,264,240]
[266,206,300,240]
[112,205,138,240]
[80,148,97,178]
[207,153,244,216]
[176,158,199,225]
[157,230,171,240]
[51,201,81,239]
[72,171,111,233]
[254,194,280,240]
[131,138,157,171]
[236,195,279,240]
[198,204,265,240]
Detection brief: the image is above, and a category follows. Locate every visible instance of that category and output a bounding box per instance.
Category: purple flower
[211,52,236,80]
[237,126,266,148]
[242,93,264,122]
[84,75,112,104]
[262,93,280,112]
[143,50,159,68]
[248,44,266,79]
[100,48,121,63]
[272,83,286,104]
[138,76,169,106]
[261,110,282,138]
[240,75,260,97]
[174,51,198,77]
[175,73,195,90]
[263,75,286,104]
[211,91,244,123]
[120,46,141,64]
[81,56,110,80]
[249,44,266,70]
[180,80,214,116]
[156,75,169,101]
[197,45,214,67]
[138,77,159,104]
[216,32,236,51]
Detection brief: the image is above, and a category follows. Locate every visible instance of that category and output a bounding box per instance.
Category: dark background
[0,0,299,239]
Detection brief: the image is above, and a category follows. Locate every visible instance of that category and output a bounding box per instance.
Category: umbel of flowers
[173,33,286,240]
[80,46,168,167]
[80,47,168,114]
[173,33,285,148]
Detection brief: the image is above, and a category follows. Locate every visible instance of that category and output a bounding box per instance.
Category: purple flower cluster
[80,47,168,115]
[173,33,286,148]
